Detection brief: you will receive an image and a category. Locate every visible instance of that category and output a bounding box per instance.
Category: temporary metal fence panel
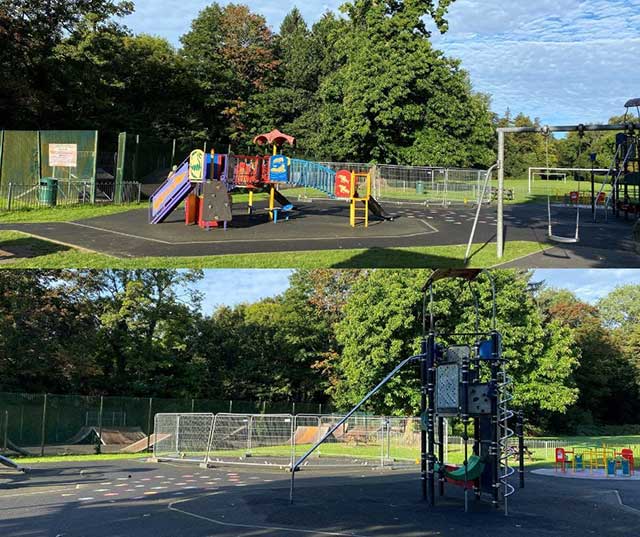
[206,413,294,467]
[153,413,214,463]
[374,165,489,206]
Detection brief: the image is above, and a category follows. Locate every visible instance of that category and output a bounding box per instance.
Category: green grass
[15,452,150,464]
[0,231,546,269]
[0,203,145,223]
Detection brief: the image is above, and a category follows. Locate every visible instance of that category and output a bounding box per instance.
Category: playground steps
[149,160,194,224]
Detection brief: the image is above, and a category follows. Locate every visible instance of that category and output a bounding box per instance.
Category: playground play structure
[555,445,635,477]
[290,270,525,514]
[149,129,393,229]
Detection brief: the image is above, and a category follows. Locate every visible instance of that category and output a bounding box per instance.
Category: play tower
[290,269,525,514]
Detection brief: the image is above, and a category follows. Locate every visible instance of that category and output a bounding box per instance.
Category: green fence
[0,392,332,457]
[0,130,98,188]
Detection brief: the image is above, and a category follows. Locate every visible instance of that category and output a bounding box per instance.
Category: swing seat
[435,455,486,482]
[548,234,580,244]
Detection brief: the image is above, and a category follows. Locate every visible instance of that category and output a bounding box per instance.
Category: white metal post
[497,130,505,259]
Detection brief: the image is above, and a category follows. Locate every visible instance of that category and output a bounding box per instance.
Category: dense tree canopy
[2,270,638,434]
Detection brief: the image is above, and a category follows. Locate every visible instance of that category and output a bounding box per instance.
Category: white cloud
[124,0,640,124]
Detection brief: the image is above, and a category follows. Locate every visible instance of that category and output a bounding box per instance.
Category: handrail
[289,353,422,503]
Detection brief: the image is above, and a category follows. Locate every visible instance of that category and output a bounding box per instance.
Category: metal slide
[0,454,27,473]
[289,353,421,503]
[149,158,195,224]
[369,195,394,221]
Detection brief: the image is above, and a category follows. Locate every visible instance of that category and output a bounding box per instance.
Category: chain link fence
[315,162,489,206]
[154,413,447,470]
[0,392,334,458]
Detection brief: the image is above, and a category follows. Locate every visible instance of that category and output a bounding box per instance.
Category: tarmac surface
[1,199,638,267]
[1,459,639,536]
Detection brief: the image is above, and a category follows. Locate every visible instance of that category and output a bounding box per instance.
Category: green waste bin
[39,178,58,207]
[416,182,424,195]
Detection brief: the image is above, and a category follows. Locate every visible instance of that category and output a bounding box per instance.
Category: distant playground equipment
[555,445,635,478]
[149,129,393,229]
[290,270,525,515]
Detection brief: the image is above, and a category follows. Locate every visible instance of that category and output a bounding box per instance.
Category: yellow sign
[189,150,205,182]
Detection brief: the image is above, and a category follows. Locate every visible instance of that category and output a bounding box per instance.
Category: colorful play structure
[555,445,635,477]
[290,270,525,515]
[149,129,393,229]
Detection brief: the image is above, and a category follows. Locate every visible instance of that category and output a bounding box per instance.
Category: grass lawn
[12,435,640,469]
[0,203,146,223]
[15,453,149,465]
[0,231,546,269]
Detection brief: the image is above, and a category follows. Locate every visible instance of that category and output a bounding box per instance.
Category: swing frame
[494,120,640,258]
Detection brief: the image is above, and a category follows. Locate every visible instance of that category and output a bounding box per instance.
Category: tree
[333,270,579,417]
[541,290,637,428]
[60,270,204,396]
[598,284,640,330]
[180,3,278,144]
[0,0,133,127]
[0,271,98,393]
[305,0,493,165]
[497,112,558,178]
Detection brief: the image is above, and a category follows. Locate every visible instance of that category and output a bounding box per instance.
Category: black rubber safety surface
[1,200,638,267]
[1,459,638,537]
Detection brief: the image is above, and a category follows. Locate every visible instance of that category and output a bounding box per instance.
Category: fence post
[171,139,177,166]
[97,396,104,455]
[40,394,48,457]
[191,399,195,413]
[229,400,233,413]
[292,402,296,416]
[3,410,8,451]
[7,182,12,211]
[146,397,153,453]
[318,403,322,415]
[175,415,181,455]
[137,182,141,204]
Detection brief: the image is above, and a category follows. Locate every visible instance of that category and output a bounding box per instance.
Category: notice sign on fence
[49,144,78,168]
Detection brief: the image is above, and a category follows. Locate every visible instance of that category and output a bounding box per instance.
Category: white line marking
[67,221,438,246]
[168,492,371,536]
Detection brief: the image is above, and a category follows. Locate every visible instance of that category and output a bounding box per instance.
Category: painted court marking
[168,492,372,537]
[67,219,438,247]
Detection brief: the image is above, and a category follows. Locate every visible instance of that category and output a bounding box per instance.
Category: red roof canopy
[253,129,296,148]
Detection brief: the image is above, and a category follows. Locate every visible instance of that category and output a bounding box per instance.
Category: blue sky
[197,269,640,312]
[124,0,640,125]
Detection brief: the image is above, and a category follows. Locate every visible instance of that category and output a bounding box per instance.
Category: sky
[196,269,640,312]
[124,0,640,126]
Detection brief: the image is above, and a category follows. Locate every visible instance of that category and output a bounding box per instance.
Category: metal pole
[146,398,153,453]
[426,333,436,506]
[290,353,421,504]
[3,411,8,451]
[97,396,104,455]
[171,139,177,166]
[40,394,48,457]
[497,130,505,259]
[420,337,428,502]
[517,412,525,489]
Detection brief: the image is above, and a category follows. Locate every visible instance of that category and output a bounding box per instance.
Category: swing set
[485,101,640,258]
